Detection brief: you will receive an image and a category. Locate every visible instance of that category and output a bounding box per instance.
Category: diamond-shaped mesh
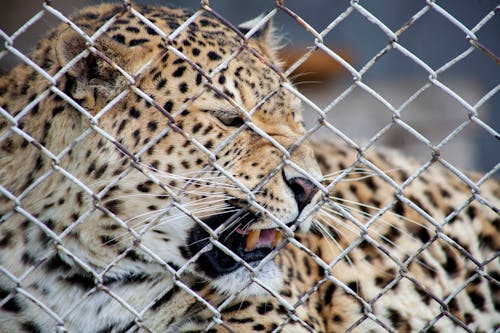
[0,1,498,332]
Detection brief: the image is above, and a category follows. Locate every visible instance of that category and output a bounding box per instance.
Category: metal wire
[0,1,498,332]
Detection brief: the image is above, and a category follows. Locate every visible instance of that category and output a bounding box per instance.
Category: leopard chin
[211,261,283,297]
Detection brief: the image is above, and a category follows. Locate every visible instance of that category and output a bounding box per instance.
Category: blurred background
[1,0,498,173]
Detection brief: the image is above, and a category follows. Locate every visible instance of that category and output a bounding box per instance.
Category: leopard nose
[286,177,319,212]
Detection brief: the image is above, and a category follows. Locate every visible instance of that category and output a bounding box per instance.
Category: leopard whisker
[318,204,438,274]
[107,206,240,246]
[159,206,239,225]
[322,167,402,182]
[107,194,240,242]
[314,212,405,282]
[132,203,235,230]
[311,220,359,288]
[321,168,375,179]
[288,71,318,82]
[142,164,238,188]
[315,209,359,238]
[312,220,352,262]
[327,196,432,231]
[221,211,254,241]
[101,192,233,204]
[293,80,323,87]
[183,197,234,207]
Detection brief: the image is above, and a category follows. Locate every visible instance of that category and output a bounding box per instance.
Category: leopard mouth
[187,210,283,278]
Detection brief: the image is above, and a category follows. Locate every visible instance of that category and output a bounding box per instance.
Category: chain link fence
[0,1,498,332]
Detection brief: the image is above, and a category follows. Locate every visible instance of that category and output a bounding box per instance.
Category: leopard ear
[55,28,90,78]
[55,28,133,104]
[238,13,283,58]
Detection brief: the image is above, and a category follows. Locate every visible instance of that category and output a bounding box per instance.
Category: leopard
[0,3,498,333]
[187,141,499,332]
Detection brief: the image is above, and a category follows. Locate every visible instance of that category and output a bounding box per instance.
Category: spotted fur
[0,3,498,333]
[192,142,499,332]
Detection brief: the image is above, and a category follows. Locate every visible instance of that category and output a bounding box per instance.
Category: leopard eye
[210,110,244,127]
[218,115,244,127]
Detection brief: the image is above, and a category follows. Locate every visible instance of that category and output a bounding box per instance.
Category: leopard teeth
[245,229,261,251]
[271,230,282,247]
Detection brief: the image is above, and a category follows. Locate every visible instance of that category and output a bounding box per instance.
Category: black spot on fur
[448,297,460,314]
[465,206,477,220]
[228,317,253,324]
[257,302,274,315]
[112,34,126,44]
[156,78,167,89]
[117,119,128,134]
[204,140,213,149]
[104,199,122,215]
[427,326,439,333]
[21,321,42,333]
[195,73,202,85]
[151,286,179,310]
[415,226,431,243]
[0,230,13,247]
[146,27,158,35]
[147,121,158,131]
[382,225,401,244]
[394,200,405,215]
[415,286,432,305]
[51,105,65,116]
[439,187,451,198]
[464,313,474,324]
[302,256,311,275]
[164,100,174,112]
[100,235,117,246]
[96,321,134,333]
[443,249,459,277]
[179,82,188,93]
[207,51,221,61]
[173,66,187,77]
[45,255,72,272]
[76,191,84,206]
[21,252,37,265]
[389,308,412,331]
[1,295,23,313]
[365,177,378,192]
[192,122,202,133]
[324,284,336,305]
[137,181,153,193]
[83,12,98,20]
[221,301,251,313]
[63,273,95,289]
[423,190,438,208]
[129,107,141,118]
[126,26,140,33]
[129,38,149,46]
[333,313,343,322]
[478,232,495,250]
[347,281,361,296]
[94,164,108,179]
[467,289,486,311]
[178,246,190,259]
